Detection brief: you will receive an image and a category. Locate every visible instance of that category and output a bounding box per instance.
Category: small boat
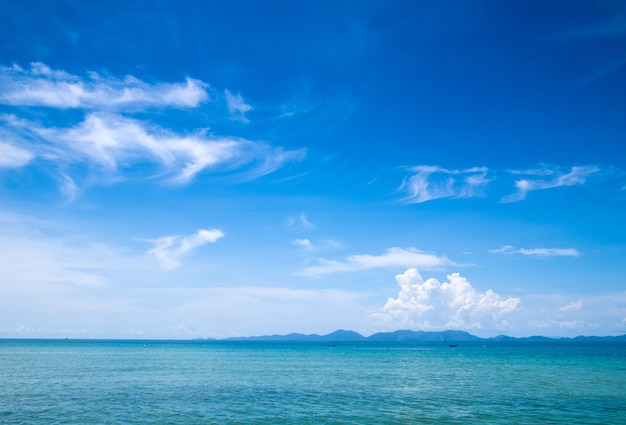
[448,344,458,347]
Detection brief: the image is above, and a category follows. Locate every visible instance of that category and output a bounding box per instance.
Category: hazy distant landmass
[220,329,626,342]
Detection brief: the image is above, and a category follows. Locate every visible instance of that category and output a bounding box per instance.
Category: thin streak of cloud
[490,245,580,257]
[5,113,306,185]
[0,62,209,109]
[502,165,600,203]
[300,247,454,276]
[292,238,341,252]
[58,174,79,203]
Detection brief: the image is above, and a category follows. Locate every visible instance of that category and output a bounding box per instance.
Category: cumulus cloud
[399,165,490,203]
[224,89,253,123]
[372,268,521,330]
[490,245,580,257]
[300,247,453,276]
[0,62,209,109]
[148,229,224,270]
[0,141,33,168]
[502,165,600,202]
[5,113,305,184]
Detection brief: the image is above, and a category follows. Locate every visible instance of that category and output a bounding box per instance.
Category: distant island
[211,329,626,342]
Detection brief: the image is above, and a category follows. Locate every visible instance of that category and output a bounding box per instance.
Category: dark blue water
[1,339,625,424]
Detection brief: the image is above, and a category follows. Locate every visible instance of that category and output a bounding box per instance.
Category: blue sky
[0,0,625,338]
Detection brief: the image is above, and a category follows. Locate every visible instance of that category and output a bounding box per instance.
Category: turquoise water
[1,340,625,424]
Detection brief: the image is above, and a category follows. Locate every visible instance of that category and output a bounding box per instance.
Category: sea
[1,339,625,424]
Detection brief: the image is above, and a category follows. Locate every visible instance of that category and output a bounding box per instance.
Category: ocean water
[1,340,625,424]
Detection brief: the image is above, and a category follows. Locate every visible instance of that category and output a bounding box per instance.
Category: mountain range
[220,329,626,342]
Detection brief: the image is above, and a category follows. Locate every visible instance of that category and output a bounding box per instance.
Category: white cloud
[396,164,609,204]
[58,174,79,202]
[224,89,253,123]
[300,247,453,276]
[0,62,209,109]
[490,245,580,257]
[292,238,341,251]
[293,238,313,249]
[0,141,33,168]
[286,212,314,230]
[148,229,224,270]
[518,248,580,257]
[559,300,583,312]
[371,268,521,331]
[298,212,313,229]
[5,113,305,185]
[0,63,304,195]
[502,165,600,202]
[399,165,490,203]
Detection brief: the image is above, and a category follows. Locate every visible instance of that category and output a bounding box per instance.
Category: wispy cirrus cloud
[490,245,580,257]
[502,165,600,202]
[399,165,490,203]
[0,62,209,109]
[0,63,305,195]
[398,163,607,204]
[224,89,253,123]
[148,229,224,270]
[300,247,454,276]
[559,300,583,312]
[4,113,305,185]
[286,212,314,230]
[0,211,141,291]
[0,141,33,168]
[293,238,313,249]
[371,268,521,331]
[292,238,341,252]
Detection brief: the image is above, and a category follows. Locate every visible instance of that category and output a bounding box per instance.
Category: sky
[0,0,625,339]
